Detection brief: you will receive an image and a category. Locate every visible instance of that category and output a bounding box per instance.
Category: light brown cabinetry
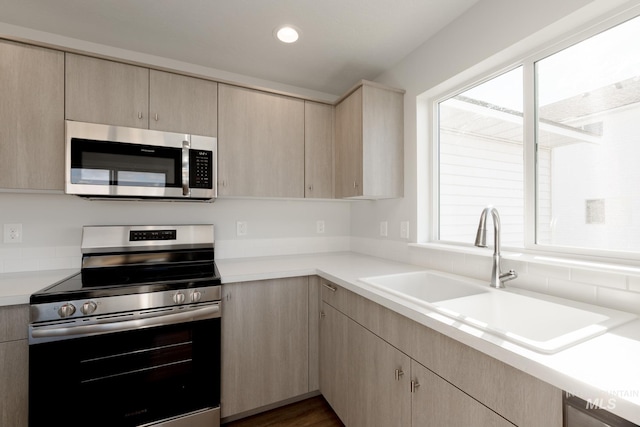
[321,289,411,427]
[148,70,217,136]
[319,280,562,427]
[221,277,309,418]
[0,305,29,427]
[319,302,349,424]
[66,54,217,135]
[304,101,334,198]
[411,360,515,427]
[348,319,411,427]
[0,40,64,191]
[335,81,404,199]
[308,276,321,391]
[65,53,149,129]
[218,84,305,198]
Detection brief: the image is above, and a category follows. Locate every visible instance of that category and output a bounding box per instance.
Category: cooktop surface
[30,262,221,304]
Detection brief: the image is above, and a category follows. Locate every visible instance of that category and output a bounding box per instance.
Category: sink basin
[358,271,488,303]
[358,271,636,353]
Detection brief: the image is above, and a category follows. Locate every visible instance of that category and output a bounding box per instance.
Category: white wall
[0,193,351,272]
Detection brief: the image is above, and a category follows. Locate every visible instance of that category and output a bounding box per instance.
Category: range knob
[81,301,98,315]
[191,291,202,303]
[173,292,186,304]
[58,303,76,318]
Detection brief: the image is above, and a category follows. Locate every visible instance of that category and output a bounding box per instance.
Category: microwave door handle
[182,140,190,196]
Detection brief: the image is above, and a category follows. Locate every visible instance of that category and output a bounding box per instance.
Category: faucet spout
[474,206,517,288]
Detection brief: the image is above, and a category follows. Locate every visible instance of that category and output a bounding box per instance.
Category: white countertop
[0,269,77,306]
[2,253,639,423]
[217,252,640,425]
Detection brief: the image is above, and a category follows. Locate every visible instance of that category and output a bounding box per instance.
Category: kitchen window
[434,12,640,259]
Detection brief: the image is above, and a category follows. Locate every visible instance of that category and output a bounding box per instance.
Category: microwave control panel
[189,150,213,189]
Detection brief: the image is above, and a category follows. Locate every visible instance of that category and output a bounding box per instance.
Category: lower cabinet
[221,277,309,418]
[411,360,515,427]
[348,318,411,427]
[319,303,349,424]
[0,340,28,427]
[319,281,561,427]
[0,305,29,427]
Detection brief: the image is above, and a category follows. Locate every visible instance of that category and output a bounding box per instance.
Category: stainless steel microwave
[65,121,217,201]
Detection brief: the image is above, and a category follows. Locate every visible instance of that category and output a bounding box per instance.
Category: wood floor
[224,396,344,427]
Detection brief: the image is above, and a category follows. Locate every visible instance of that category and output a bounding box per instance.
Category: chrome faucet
[474,206,517,289]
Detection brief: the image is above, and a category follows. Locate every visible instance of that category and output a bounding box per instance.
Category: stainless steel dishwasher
[565,393,638,427]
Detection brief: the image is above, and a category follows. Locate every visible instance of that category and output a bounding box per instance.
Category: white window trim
[424,3,640,267]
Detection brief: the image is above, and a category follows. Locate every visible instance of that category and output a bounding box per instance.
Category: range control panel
[129,230,177,241]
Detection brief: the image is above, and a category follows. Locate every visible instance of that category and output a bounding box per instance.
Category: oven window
[70,138,181,188]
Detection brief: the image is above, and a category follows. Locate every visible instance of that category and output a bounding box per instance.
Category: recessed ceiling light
[275,25,300,44]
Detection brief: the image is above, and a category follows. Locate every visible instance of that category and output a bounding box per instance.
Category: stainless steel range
[28,225,221,427]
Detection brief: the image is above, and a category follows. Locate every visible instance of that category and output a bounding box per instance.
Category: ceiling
[0,0,479,95]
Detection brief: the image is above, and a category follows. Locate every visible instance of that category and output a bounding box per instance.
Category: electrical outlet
[3,223,22,243]
[236,221,247,236]
[400,221,410,239]
[316,220,325,234]
[379,221,388,237]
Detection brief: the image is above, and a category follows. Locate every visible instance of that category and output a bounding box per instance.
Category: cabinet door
[304,102,334,198]
[65,53,149,128]
[0,40,64,190]
[362,84,403,198]
[308,276,321,392]
[149,70,218,136]
[221,277,309,418]
[218,84,304,197]
[0,340,28,427]
[0,305,29,427]
[348,319,411,427]
[335,87,363,198]
[319,302,349,425]
[411,360,515,427]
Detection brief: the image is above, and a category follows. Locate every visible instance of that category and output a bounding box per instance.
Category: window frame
[428,6,640,264]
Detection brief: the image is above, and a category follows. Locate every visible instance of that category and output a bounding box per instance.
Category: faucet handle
[499,269,518,283]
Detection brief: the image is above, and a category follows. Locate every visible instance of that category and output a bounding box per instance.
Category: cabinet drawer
[320,280,349,313]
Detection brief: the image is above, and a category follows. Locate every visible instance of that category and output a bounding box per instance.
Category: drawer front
[320,279,349,313]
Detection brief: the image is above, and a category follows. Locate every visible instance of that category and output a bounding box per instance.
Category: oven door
[29,315,220,427]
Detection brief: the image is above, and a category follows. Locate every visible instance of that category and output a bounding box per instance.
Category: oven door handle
[30,303,220,342]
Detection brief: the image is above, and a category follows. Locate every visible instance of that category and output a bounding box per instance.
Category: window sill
[410,242,640,277]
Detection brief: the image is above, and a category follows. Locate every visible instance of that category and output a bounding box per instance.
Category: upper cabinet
[2,43,403,198]
[65,54,217,136]
[0,40,64,191]
[218,84,305,198]
[304,101,334,199]
[335,81,404,199]
[148,70,217,136]
[65,53,149,129]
